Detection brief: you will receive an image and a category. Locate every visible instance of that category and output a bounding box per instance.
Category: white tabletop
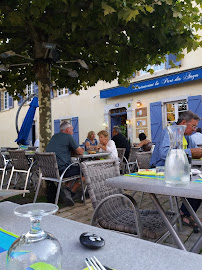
[1,202,202,270]
[106,175,202,199]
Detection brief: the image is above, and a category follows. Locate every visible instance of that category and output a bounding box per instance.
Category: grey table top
[1,201,202,270]
[192,159,202,166]
[74,152,110,159]
[106,175,202,199]
[0,190,29,201]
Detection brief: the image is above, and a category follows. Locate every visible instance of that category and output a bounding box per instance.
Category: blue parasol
[15,97,39,145]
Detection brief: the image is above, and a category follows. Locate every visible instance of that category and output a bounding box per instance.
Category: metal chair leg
[33,173,42,203]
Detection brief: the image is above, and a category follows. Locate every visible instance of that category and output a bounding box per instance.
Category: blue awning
[100,67,202,99]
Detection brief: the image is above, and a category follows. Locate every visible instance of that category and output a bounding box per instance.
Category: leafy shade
[0,0,201,97]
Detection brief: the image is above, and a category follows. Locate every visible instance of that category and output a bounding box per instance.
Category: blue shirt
[150,124,197,167]
[84,138,98,151]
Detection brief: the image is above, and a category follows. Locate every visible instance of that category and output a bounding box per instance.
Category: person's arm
[97,143,107,151]
[158,130,170,162]
[85,140,91,149]
[190,148,202,159]
[75,146,84,155]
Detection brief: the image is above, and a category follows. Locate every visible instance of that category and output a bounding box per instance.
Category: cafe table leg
[149,193,187,251]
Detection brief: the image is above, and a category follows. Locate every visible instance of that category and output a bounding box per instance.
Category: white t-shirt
[191,132,202,145]
[99,140,118,159]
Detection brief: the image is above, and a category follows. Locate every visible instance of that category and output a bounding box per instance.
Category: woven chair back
[9,150,30,170]
[35,152,60,179]
[28,146,37,151]
[0,153,5,169]
[81,159,121,209]
[128,147,140,162]
[136,151,152,169]
[117,148,126,161]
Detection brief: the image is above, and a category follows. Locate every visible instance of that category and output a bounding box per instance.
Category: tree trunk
[37,63,52,152]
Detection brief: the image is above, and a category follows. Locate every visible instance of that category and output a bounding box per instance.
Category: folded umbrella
[15,97,39,145]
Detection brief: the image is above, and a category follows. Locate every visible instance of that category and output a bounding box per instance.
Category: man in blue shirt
[46,121,84,206]
[150,110,202,229]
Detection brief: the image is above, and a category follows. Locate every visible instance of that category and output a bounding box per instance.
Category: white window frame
[140,62,165,76]
[26,83,34,103]
[57,88,70,97]
[4,91,9,110]
[162,96,188,128]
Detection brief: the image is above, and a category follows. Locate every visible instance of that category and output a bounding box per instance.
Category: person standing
[46,121,84,206]
[112,126,131,159]
[150,111,202,229]
[191,127,202,145]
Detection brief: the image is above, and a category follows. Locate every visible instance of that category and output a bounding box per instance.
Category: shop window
[165,100,187,126]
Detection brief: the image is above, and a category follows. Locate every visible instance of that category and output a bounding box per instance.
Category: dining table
[72,151,110,161]
[0,190,29,201]
[105,174,202,254]
[1,201,202,270]
[192,158,202,169]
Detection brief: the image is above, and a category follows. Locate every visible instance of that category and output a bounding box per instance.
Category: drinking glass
[6,203,63,270]
[156,166,165,179]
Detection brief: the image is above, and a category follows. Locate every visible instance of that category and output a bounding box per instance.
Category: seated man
[46,121,84,206]
[112,126,131,160]
[150,110,202,229]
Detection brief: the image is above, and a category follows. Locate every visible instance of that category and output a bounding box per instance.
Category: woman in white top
[97,130,118,159]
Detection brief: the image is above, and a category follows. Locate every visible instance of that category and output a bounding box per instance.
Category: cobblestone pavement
[56,191,202,253]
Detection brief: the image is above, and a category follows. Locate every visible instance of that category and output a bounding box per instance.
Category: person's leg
[180,198,201,216]
[59,165,82,205]
[180,198,201,229]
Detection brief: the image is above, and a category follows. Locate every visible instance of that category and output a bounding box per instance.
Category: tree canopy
[0,0,201,150]
[0,0,202,96]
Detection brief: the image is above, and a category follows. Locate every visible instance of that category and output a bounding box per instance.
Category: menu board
[136,128,148,137]
[135,107,147,118]
[136,118,147,128]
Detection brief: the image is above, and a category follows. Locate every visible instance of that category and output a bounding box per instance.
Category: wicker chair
[117,148,126,174]
[7,150,37,196]
[136,151,152,169]
[81,159,178,241]
[34,152,85,205]
[125,147,140,173]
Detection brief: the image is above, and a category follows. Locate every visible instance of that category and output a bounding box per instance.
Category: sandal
[181,214,197,228]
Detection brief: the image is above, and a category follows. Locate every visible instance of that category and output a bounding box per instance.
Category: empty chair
[81,159,178,241]
[7,150,37,196]
[117,148,126,174]
[0,153,12,189]
[136,151,152,169]
[34,152,85,205]
[125,147,140,173]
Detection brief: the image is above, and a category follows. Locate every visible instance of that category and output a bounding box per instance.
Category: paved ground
[4,174,202,254]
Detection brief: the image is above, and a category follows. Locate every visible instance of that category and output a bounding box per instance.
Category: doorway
[110,108,127,137]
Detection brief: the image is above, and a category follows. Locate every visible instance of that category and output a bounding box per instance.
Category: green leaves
[102,2,116,16]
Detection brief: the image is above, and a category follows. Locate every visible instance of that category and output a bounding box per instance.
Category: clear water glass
[6,203,63,270]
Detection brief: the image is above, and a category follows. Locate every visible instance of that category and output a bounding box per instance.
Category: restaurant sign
[100,67,202,99]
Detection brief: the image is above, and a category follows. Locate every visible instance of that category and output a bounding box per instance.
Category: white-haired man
[46,121,84,206]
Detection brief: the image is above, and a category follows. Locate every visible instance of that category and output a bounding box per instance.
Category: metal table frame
[106,175,202,253]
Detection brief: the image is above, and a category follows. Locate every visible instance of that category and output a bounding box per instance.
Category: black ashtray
[79,232,105,249]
